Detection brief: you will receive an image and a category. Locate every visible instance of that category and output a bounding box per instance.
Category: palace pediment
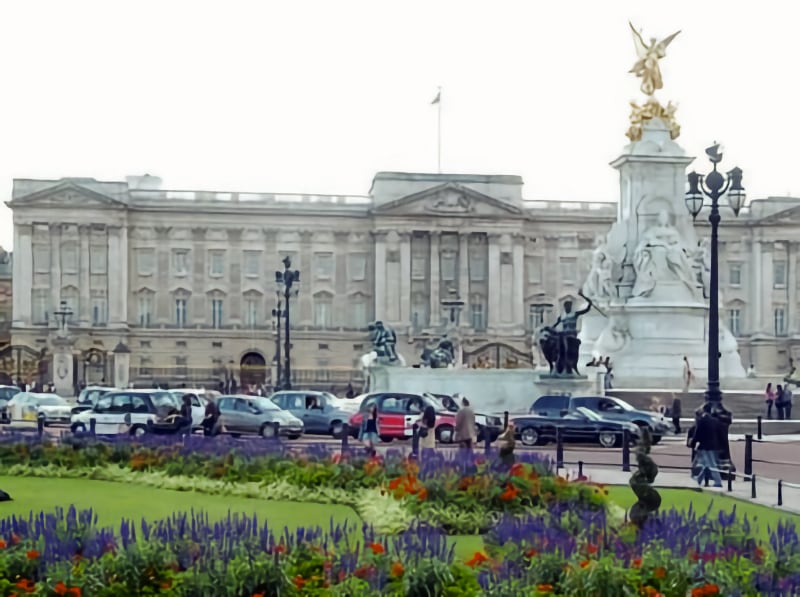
[371,183,522,218]
[7,179,128,210]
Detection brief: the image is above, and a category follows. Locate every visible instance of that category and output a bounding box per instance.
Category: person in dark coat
[203,398,220,436]
[689,404,722,487]
[671,396,682,434]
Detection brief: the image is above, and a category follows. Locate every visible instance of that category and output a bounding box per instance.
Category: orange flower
[369,542,385,555]
[54,582,68,596]
[640,587,661,597]
[160,580,173,589]
[390,561,404,577]
[253,593,265,597]
[26,549,40,560]
[653,566,666,579]
[632,557,642,568]
[525,548,539,558]
[499,483,519,501]
[293,575,306,589]
[0,539,5,549]
[510,463,525,477]
[388,477,403,491]
[67,588,82,597]
[417,487,428,501]
[466,551,490,568]
[15,578,35,593]
[691,585,720,597]
[537,584,554,594]
[272,543,287,555]
[580,559,591,568]
[458,476,475,490]
[586,543,599,555]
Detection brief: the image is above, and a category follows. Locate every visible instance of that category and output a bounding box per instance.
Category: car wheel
[598,432,618,448]
[379,435,394,443]
[520,427,540,446]
[71,423,86,434]
[436,424,454,444]
[330,421,345,439]
[260,424,276,438]
[130,425,147,437]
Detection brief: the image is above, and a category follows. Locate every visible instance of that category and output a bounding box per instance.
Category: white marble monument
[578,24,745,382]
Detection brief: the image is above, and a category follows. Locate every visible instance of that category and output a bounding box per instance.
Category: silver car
[216,395,304,439]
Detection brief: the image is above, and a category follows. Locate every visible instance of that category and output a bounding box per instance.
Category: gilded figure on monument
[628,22,680,97]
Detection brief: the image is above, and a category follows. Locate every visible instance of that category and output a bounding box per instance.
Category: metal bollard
[621,429,631,472]
[727,468,733,492]
[555,427,564,470]
[751,474,757,499]
[778,480,783,506]
[36,413,45,439]
[503,411,509,429]
[411,423,420,455]
[89,418,97,437]
[578,460,584,478]
[744,434,753,476]
[340,423,349,453]
[757,416,763,440]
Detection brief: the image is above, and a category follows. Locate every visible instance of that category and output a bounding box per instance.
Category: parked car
[348,392,458,443]
[0,385,21,423]
[7,392,63,422]
[216,395,304,439]
[74,386,116,414]
[33,395,73,425]
[513,407,641,448]
[71,389,180,436]
[269,390,355,438]
[166,389,221,430]
[421,393,504,441]
[529,394,669,443]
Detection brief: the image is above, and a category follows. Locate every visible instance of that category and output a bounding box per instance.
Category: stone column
[429,231,440,327]
[512,235,525,327]
[79,225,91,325]
[50,225,61,319]
[12,224,32,325]
[399,232,411,326]
[119,226,129,325]
[761,241,774,335]
[458,233,470,307]
[107,226,123,327]
[750,239,762,334]
[790,242,799,334]
[299,231,313,324]
[374,231,387,322]
[488,233,501,329]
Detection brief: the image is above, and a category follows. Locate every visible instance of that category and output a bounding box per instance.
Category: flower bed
[0,504,798,596]
[0,434,606,535]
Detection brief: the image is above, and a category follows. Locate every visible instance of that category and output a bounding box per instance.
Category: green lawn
[0,476,795,562]
[0,476,360,531]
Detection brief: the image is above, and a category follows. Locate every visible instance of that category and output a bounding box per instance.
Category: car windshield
[253,398,280,411]
[152,392,178,409]
[574,407,602,421]
[609,398,634,411]
[422,395,448,411]
[36,395,66,406]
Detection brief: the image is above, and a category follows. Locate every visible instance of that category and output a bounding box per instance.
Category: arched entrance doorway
[81,348,107,385]
[240,352,267,388]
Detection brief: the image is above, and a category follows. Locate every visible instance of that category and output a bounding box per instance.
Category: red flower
[510,463,525,477]
[293,576,306,589]
[354,565,374,579]
[54,582,68,596]
[26,549,40,560]
[537,585,554,594]
[15,579,36,593]
[390,561,404,577]
[0,539,6,549]
[499,483,519,501]
[272,543,287,555]
[691,585,720,597]
[417,488,428,501]
[369,542,385,555]
[653,566,666,580]
[586,543,599,555]
[525,548,539,558]
[632,557,642,568]
[466,551,490,568]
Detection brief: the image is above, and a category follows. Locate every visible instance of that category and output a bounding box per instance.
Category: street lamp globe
[727,167,746,216]
[685,171,704,219]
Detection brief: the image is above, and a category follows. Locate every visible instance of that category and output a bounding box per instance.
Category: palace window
[244,296,260,327]
[211,298,224,329]
[32,290,49,324]
[175,298,188,328]
[470,303,486,331]
[559,257,577,285]
[61,245,78,274]
[728,263,742,287]
[349,298,368,329]
[138,294,153,327]
[209,251,225,277]
[314,293,333,329]
[527,257,543,284]
[91,297,108,326]
[774,306,787,337]
[314,253,334,280]
[728,308,742,337]
[411,294,429,329]
[348,253,367,281]
[61,289,78,323]
[774,260,787,288]
[90,246,107,274]
[172,250,189,276]
[137,249,155,276]
[440,251,457,281]
[411,256,427,280]
[469,251,486,282]
[33,245,50,273]
[528,304,546,331]
[243,251,260,277]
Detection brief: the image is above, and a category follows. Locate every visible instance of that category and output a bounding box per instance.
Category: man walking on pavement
[689,403,722,487]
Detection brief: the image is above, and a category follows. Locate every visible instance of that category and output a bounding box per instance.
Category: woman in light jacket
[765,382,776,419]
[418,405,437,453]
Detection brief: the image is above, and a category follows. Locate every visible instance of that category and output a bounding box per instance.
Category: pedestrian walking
[783,385,793,420]
[682,356,693,393]
[689,404,722,487]
[359,404,380,458]
[417,405,437,455]
[203,397,220,437]
[671,395,682,434]
[765,382,776,419]
[496,421,516,468]
[776,384,786,420]
[454,397,477,452]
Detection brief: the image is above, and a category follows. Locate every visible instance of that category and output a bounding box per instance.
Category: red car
[348,393,457,443]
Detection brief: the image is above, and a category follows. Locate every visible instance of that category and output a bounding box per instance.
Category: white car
[71,389,179,436]
[33,395,73,425]
[7,392,64,423]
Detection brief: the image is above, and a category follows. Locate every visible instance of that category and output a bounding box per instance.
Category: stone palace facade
[5,172,800,390]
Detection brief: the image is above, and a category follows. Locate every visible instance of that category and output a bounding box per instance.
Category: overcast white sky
[0,0,797,250]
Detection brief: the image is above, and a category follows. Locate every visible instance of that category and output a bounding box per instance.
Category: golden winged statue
[629,22,680,96]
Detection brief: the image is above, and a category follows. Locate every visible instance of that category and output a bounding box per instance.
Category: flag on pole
[431,89,441,105]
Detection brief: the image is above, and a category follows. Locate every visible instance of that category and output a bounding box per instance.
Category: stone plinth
[366,365,598,414]
[50,335,76,397]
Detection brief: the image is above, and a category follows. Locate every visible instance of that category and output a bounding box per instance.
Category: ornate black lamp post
[271,297,284,390]
[275,256,300,390]
[685,144,745,474]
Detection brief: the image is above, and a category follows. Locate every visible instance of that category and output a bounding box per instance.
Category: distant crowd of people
[764,382,793,420]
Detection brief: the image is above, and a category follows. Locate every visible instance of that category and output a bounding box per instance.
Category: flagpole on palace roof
[432,87,442,173]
